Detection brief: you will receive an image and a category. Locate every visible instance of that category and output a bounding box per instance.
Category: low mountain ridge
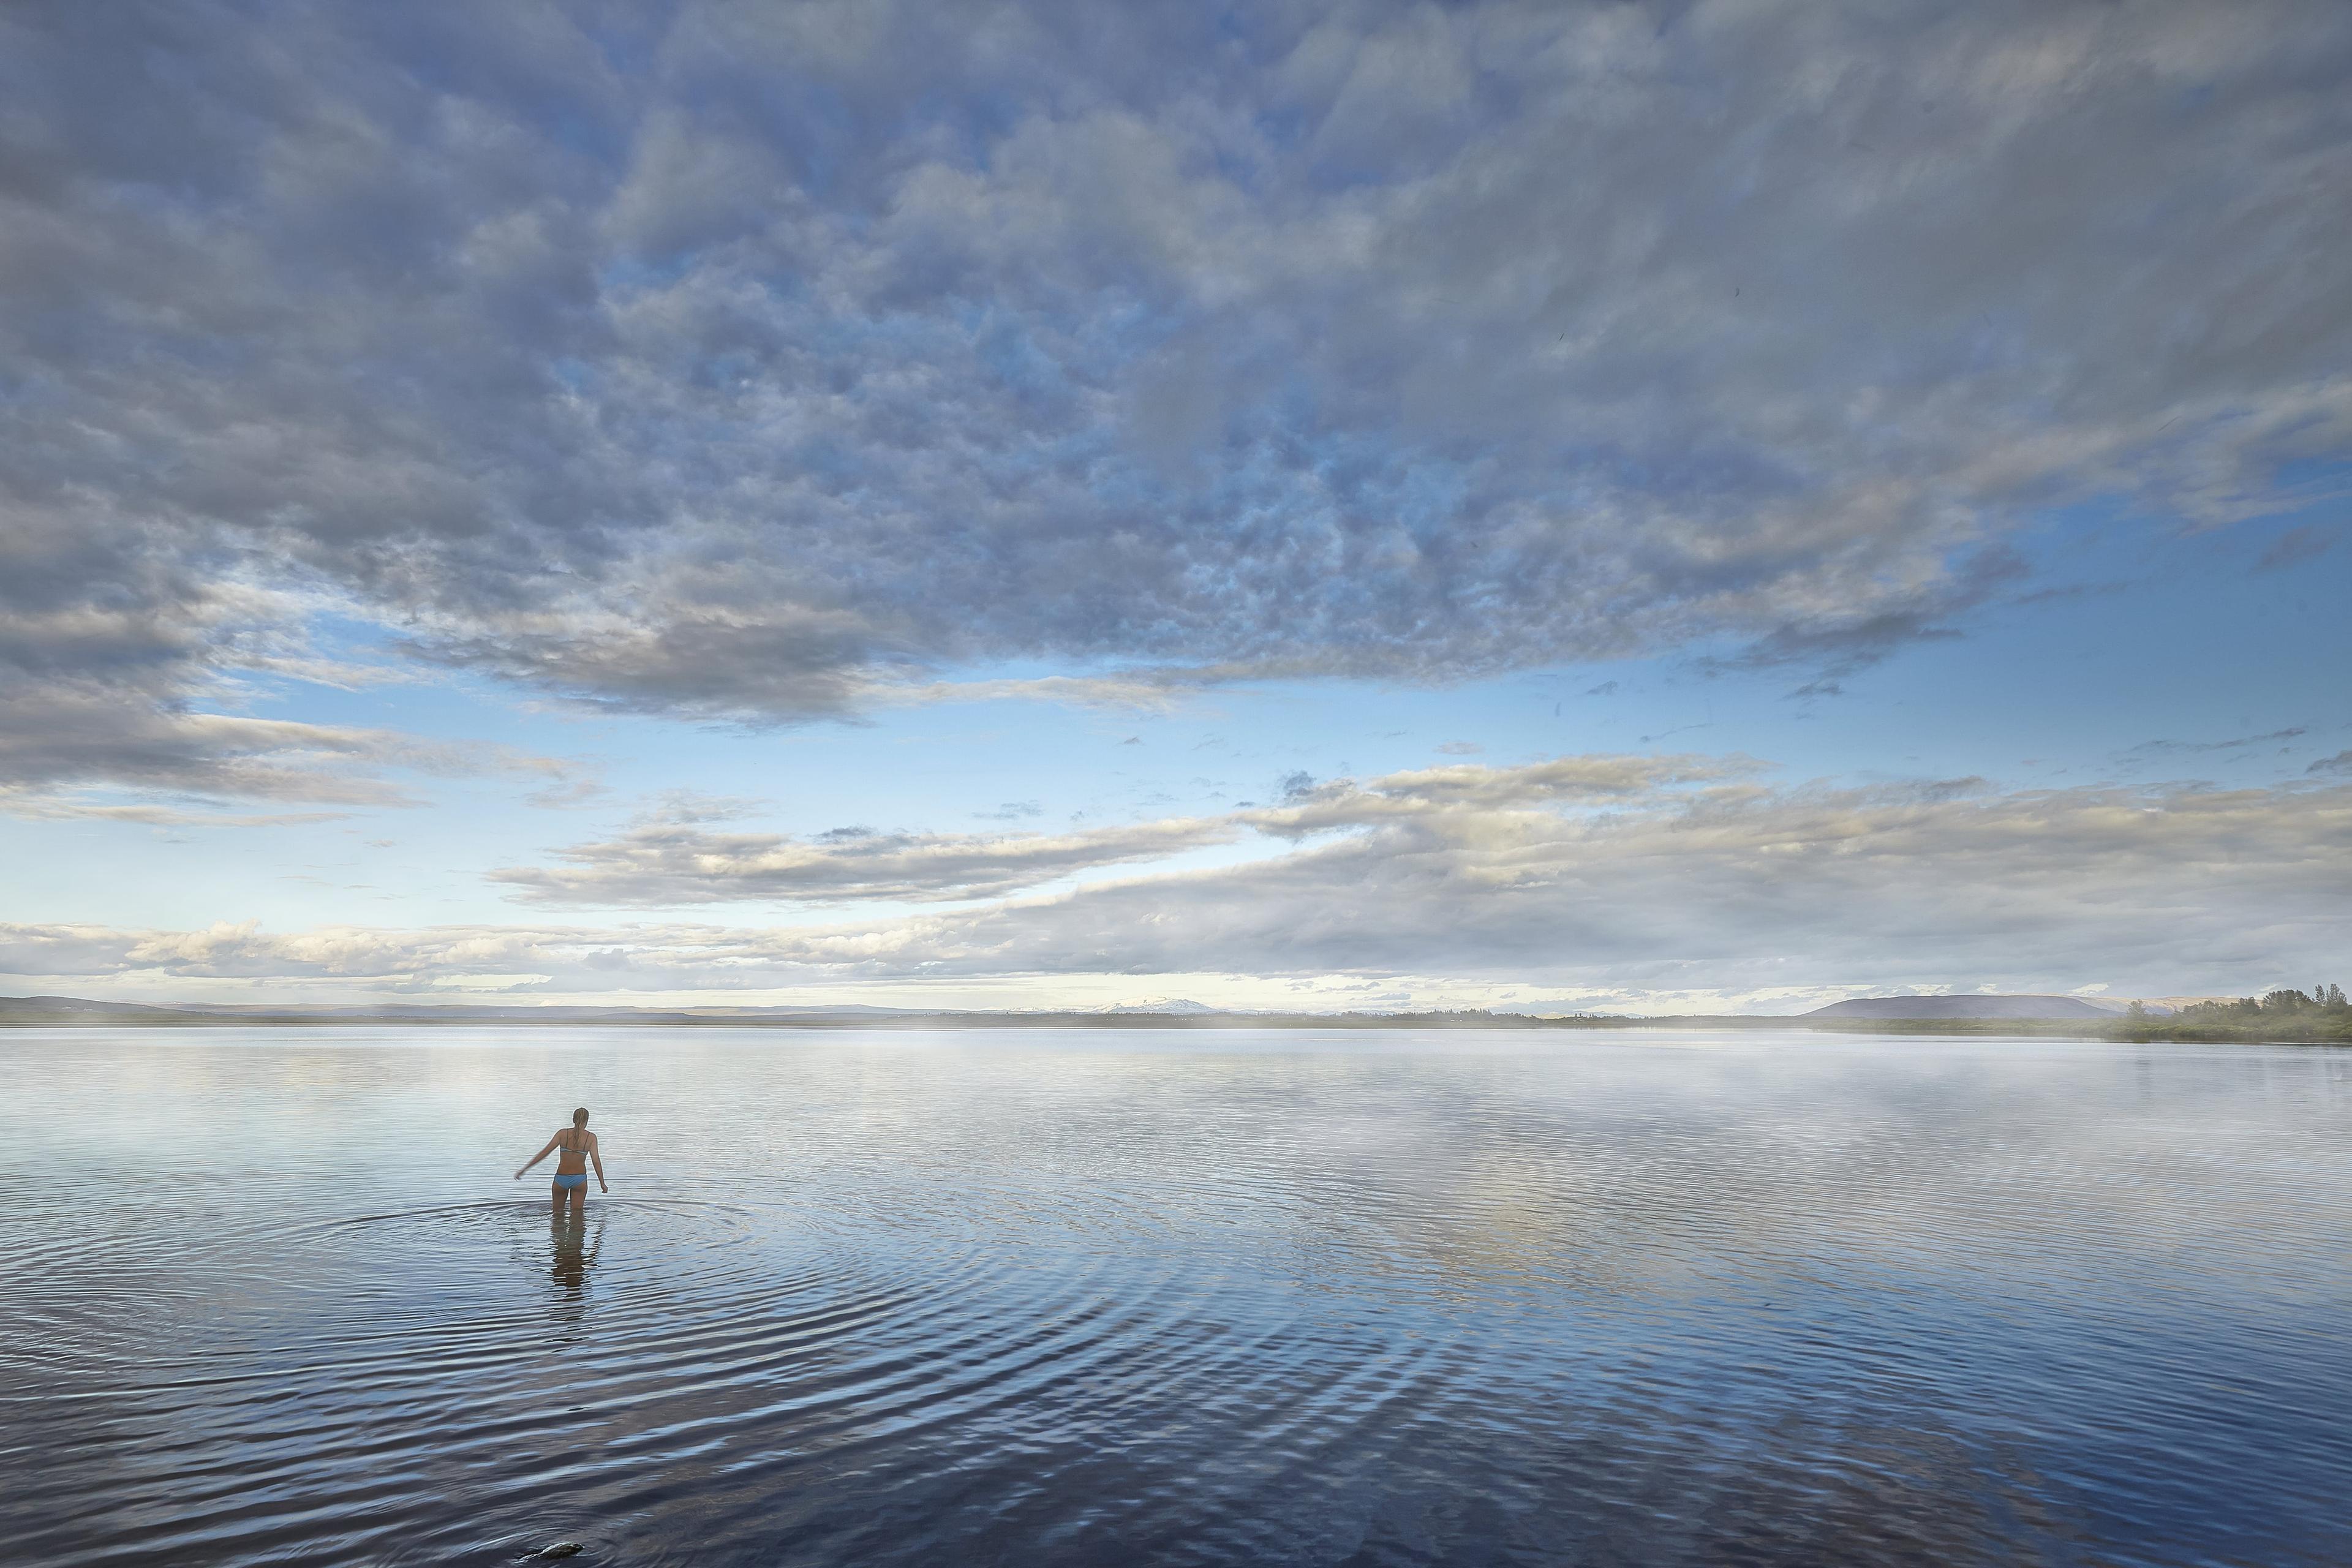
[0,995,192,1018]
[1804,995,2124,1020]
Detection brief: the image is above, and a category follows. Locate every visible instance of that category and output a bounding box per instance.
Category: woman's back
[518,1108,606,1207]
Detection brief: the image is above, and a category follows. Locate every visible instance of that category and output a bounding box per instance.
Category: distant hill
[3,992,2188,1031]
[1804,995,2120,1020]
[0,995,198,1019]
[0,995,922,1024]
[0,995,1633,1030]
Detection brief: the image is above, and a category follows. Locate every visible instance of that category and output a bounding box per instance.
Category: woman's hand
[598,1180,609,1193]
[514,1169,526,1180]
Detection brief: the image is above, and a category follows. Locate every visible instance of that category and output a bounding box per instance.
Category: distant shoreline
[4,997,2344,1044]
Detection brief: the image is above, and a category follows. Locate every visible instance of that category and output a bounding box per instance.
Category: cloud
[4,0,2350,778]
[1723,549,2026,688]
[0,684,573,812]
[1243,754,1751,832]
[0,790,350,828]
[491,805,1240,906]
[2256,525,2335,571]
[2308,751,2352,777]
[13,763,2348,1003]
[878,673,1210,713]
[979,774,2352,997]
[2120,727,2308,760]
[524,777,609,810]
[0,521,574,809]
[495,754,1748,905]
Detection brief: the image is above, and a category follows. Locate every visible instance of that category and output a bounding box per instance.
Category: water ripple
[3,1028,2348,1567]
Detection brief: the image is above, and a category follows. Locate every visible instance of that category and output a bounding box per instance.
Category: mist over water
[3,1028,2346,1567]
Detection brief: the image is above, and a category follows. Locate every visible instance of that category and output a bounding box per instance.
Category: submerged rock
[534,1547,584,1561]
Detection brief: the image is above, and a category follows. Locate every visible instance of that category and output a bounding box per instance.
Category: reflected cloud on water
[0,1029,2346,1567]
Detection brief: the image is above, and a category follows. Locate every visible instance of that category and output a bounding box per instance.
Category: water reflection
[548,1211,603,1295]
[0,1029,2346,1567]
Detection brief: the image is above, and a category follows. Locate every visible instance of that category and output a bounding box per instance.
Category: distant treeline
[2109,985,2352,1044]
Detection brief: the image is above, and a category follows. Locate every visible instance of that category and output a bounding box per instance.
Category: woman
[516,1107,607,1216]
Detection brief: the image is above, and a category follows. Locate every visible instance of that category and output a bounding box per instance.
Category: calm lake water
[2,1027,2347,1567]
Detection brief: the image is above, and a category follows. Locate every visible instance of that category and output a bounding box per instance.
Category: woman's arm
[589,1133,608,1193]
[514,1133,562,1180]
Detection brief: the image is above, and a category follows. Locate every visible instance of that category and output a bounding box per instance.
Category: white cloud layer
[491,753,1743,905]
[10,759,2345,1005]
[493,812,1242,905]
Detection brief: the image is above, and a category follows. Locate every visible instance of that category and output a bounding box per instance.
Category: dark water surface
[3,1028,2348,1567]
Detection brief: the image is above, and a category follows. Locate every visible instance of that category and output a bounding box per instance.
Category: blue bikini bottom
[551,1173,588,1191]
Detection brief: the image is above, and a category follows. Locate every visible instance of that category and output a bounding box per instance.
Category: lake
[2,1027,2346,1567]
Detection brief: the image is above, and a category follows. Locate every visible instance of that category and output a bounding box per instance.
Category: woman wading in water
[516,1107,607,1217]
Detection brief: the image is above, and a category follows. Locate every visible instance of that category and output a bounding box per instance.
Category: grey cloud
[1726,549,2027,687]
[525,777,609,810]
[1898,777,1996,804]
[491,809,1239,906]
[644,792,767,825]
[11,768,2347,1002]
[879,673,1209,714]
[0,682,570,812]
[4,0,2351,776]
[2307,751,2352,777]
[944,779,2352,997]
[2122,727,2307,760]
[2255,526,2333,571]
[1246,754,1752,831]
[0,791,350,828]
[491,753,1751,904]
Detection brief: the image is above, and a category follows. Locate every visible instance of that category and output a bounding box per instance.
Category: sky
[2,0,2348,1014]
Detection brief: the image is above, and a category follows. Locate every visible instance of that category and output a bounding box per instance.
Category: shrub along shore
[2099,986,2351,1044]
[1804,986,2352,1044]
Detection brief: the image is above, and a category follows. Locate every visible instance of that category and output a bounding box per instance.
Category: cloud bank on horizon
[2,1,2348,1008]
[9,762,2348,1009]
